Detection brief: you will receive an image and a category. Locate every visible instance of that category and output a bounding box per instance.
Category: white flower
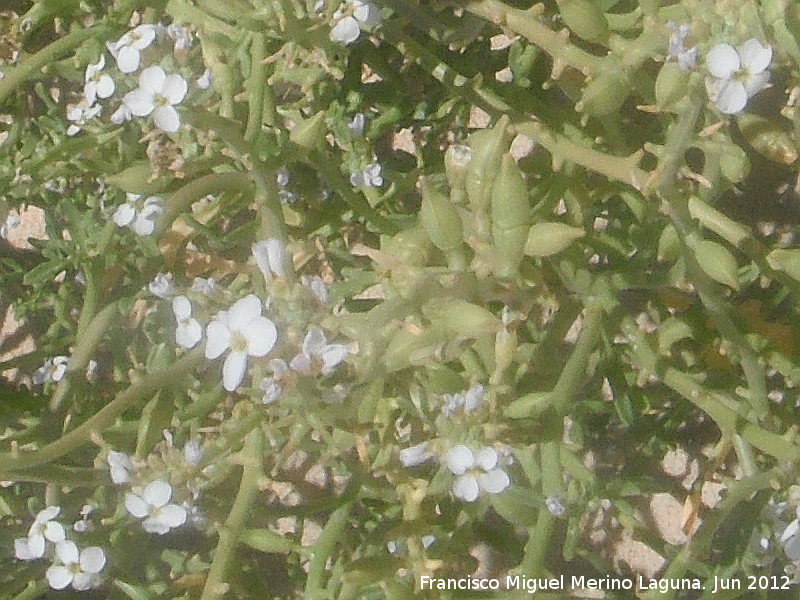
[149,272,173,299]
[112,193,164,235]
[445,445,510,502]
[122,66,188,133]
[173,296,202,349]
[46,542,105,591]
[183,440,204,465]
[205,295,278,392]
[350,162,383,187]
[289,327,349,375]
[66,100,102,136]
[260,359,288,404]
[330,0,381,45]
[705,39,772,114]
[399,442,432,467]
[107,24,157,73]
[14,506,65,560]
[32,356,68,385]
[83,55,115,105]
[1,212,20,239]
[302,275,328,305]
[107,450,134,484]
[196,67,212,90]
[252,238,286,280]
[192,276,217,295]
[166,24,192,52]
[442,385,485,417]
[348,113,366,137]
[546,496,566,517]
[667,22,697,71]
[125,480,188,535]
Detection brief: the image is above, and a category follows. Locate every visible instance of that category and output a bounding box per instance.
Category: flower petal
[26,535,45,558]
[139,65,166,93]
[474,447,499,471]
[738,39,772,74]
[478,468,510,494]
[453,475,480,502]
[112,203,136,227]
[303,327,328,355]
[154,105,181,133]
[123,89,154,116]
[43,521,66,543]
[144,480,172,508]
[56,540,79,564]
[244,317,278,357]
[223,351,248,391]
[142,518,170,535]
[46,565,73,590]
[36,506,60,522]
[715,80,748,114]
[115,46,140,73]
[173,296,192,320]
[72,572,99,591]
[228,295,262,331]
[177,319,203,349]
[330,16,361,45]
[399,442,430,467]
[159,504,187,527]
[205,321,232,359]
[743,70,770,98]
[445,445,474,475]
[162,74,188,104]
[125,493,149,518]
[14,538,35,560]
[706,43,740,79]
[321,344,349,372]
[79,547,106,573]
[97,75,115,99]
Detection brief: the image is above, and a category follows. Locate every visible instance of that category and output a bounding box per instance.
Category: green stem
[49,301,117,411]
[10,581,46,600]
[0,348,204,472]
[200,429,264,600]
[244,34,267,142]
[305,501,354,600]
[0,26,110,106]
[0,464,102,486]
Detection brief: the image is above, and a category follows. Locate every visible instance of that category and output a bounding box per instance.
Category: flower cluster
[445,445,511,502]
[112,193,164,235]
[705,39,772,114]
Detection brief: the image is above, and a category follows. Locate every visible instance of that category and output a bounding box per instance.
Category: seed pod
[419,177,466,270]
[381,227,432,267]
[524,222,584,257]
[504,391,552,418]
[556,0,609,43]
[290,111,327,151]
[578,68,630,117]
[422,298,501,337]
[464,115,511,213]
[106,161,168,194]
[655,62,689,110]
[688,196,750,248]
[767,248,800,282]
[491,154,531,277]
[718,143,750,183]
[657,224,681,262]
[694,240,740,290]
[737,113,797,165]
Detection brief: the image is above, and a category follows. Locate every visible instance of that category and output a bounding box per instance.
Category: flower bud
[290,111,327,151]
[737,114,797,166]
[106,161,167,194]
[524,222,584,257]
[767,248,800,282]
[655,62,689,110]
[556,0,609,43]
[578,69,630,117]
[657,224,680,262]
[491,154,530,277]
[465,116,511,214]
[419,177,466,270]
[444,144,472,191]
[694,240,739,290]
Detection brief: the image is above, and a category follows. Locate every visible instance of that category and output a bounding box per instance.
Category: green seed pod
[419,177,466,270]
[422,298,501,337]
[465,115,511,213]
[578,68,630,117]
[688,196,750,248]
[718,143,750,183]
[655,62,690,110]
[240,529,297,554]
[737,113,798,165]
[444,144,472,192]
[556,0,609,43]
[290,111,327,151]
[657,224,681,262]
[106,161,168,194]
[381,227,432,267]
[504,391,552,419]
[767,248,800,282]
[524,222,584,257]
[491,154,531,277]
[695,240,740,290]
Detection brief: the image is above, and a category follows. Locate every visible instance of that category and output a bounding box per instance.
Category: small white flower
[107,450,134,484]
[46,542,106,590]
[166,23,192,52]
[112,193,164,235]
[125,480,188,534]
[330,0,381,45]
[442,385,485,417]
[302,275,329,305]
[73,505,94,533]
[149,272,174,299]
[14,506,65,560]
[196,67,212,90]
[32,357,68,384]
[66,100,102,136]
[348,113,366,137]
[122,66,188,133]
[399,442,432,467]
[546,496,566,517]
[667,22,697,71]
[173,296,202,349]
[183,440,204,465]
[205,295,278,392]
[1,212,20,239]
[252,238,286,280]
[107,24,157,73]
[83,55,115,105]
[290,327,349,375]
[445,445,510,502]
[350,162,383,187]
[260,359,288,404]
[85,359,98,381]
[190,276,215,295]
[705,39,772,114]
[51,356,68,382]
